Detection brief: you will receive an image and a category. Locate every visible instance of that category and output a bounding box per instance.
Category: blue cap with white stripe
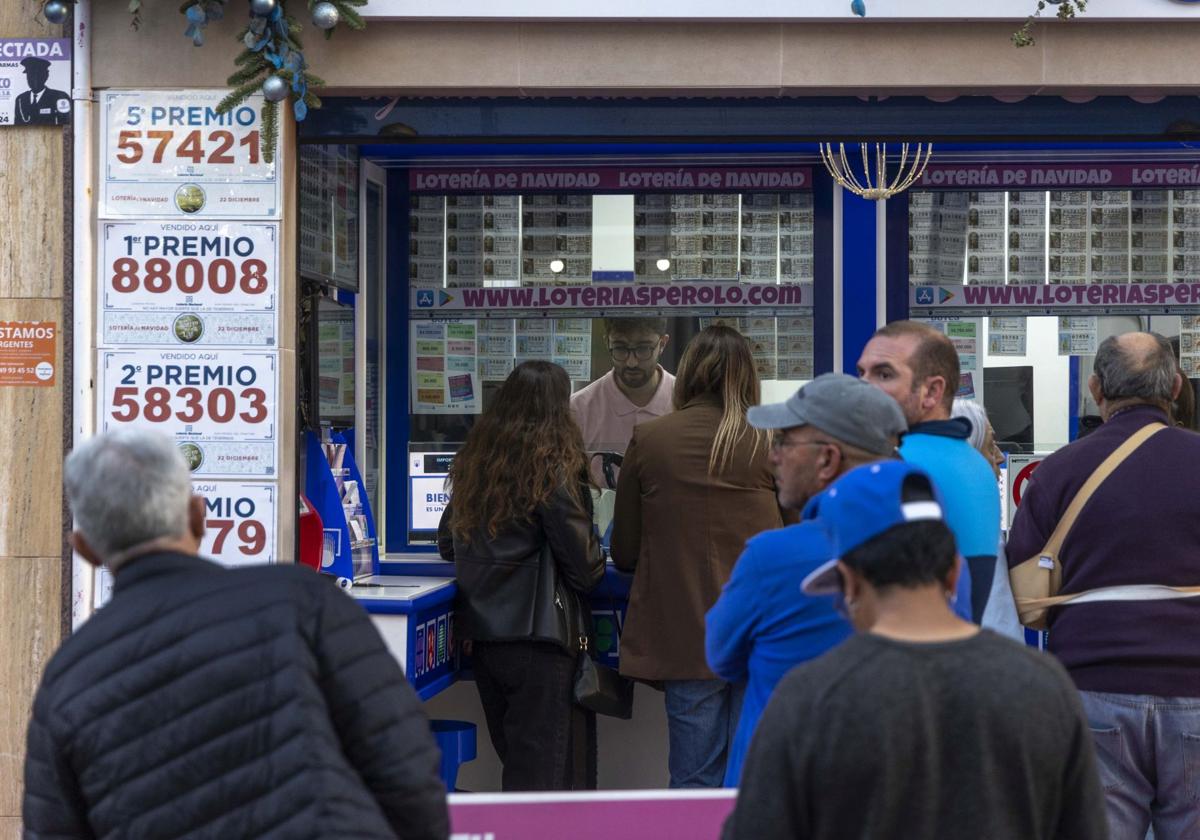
[801,461,946,596]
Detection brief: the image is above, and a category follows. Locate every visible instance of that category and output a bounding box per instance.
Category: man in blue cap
[722,461,1106,840]
[705,372,908,786]
[16,57,70,126]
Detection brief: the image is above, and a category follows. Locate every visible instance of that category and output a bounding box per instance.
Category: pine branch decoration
[261,99,279,164]
[1013,0,1088,48]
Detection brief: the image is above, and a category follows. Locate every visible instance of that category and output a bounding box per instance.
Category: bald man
[1007,331,1200,839]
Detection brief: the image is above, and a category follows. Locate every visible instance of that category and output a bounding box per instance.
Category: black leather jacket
[438,482,604,654]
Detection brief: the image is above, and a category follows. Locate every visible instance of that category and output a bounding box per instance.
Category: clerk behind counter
[570,317,674,490]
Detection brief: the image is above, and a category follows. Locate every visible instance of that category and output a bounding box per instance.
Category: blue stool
[430,719,477,791]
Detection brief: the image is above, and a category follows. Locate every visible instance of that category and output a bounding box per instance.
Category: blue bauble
[312,2,340,30]
[43,0,69,24]
[262,75,288,102]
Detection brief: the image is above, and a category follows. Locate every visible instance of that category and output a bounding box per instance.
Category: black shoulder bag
[571,579,634,719]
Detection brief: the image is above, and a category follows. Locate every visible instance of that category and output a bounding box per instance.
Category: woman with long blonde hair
[611,325,788,788]
[438,360,604,791]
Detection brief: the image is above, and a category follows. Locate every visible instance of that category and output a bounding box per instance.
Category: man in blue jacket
[858,320,999,621]
[705,373,907,786]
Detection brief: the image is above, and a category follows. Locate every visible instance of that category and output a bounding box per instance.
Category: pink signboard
[910,282,1200,310]
[916,162,1200,191]
[448,790,737,840]
[409,165,811,193]
[413,281,812,314]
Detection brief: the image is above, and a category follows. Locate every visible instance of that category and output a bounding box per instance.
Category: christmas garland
[41,0,365,162]
[1012,0,1087,47]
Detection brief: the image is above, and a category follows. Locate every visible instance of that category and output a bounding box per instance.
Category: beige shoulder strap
[1039,422,1166,557]
[1021,584,1200,610]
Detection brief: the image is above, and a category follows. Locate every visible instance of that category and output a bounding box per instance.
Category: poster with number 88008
[99,349,278,478]
[99,221,278,347]
[100,90,279,219]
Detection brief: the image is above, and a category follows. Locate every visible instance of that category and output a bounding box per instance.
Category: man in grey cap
[705,373,907,786]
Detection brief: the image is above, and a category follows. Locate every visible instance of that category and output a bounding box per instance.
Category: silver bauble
[312,2,340,29]
[262,75,289,102]
[43,0,69,24]
[249,0,276,16]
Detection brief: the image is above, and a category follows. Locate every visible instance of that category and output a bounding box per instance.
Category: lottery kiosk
[295,145,834,784]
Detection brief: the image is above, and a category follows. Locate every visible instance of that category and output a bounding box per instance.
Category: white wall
[592,195,636,274]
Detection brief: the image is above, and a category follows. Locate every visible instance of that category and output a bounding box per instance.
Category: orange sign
[0,321,57,386]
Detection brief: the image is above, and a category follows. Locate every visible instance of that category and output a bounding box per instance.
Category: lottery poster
[194,481,277,567]
[98,220,278,347]
[100,90,279,218]
[97,348,278,477]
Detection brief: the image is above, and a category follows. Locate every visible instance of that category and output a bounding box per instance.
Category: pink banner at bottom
[448,790,737,840]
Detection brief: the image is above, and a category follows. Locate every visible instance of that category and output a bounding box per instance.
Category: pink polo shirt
[571,367,675,485]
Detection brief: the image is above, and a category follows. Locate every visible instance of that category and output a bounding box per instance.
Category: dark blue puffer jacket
[23,552,448,840]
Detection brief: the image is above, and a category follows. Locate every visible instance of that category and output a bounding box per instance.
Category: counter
[352,574,459,700]
[358,556,633,695]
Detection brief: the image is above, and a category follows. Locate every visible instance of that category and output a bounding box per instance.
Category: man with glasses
[705,373,906,786]
[571,317,673,487]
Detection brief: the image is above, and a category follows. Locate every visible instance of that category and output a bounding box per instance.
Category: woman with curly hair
[438,360,604,791]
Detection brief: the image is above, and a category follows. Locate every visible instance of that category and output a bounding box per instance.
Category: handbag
[1010,421,1165,629]
[571,587,634,719]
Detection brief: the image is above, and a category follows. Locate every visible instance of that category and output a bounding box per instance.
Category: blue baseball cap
[801,461,946,596]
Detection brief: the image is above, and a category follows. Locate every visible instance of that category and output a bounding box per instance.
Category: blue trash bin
[430,719,477,791]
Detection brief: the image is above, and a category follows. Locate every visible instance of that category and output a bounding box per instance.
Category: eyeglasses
[609,343,659,362]
[769,433,835,453]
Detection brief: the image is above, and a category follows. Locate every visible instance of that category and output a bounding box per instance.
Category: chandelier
[819,142,934,201]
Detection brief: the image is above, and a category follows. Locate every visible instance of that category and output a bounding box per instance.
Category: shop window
[909,188,1200,286]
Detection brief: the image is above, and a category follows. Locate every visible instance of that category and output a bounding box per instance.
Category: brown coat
[611,395,787,681]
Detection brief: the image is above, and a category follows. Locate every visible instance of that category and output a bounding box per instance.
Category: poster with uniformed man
[0,39,72,127]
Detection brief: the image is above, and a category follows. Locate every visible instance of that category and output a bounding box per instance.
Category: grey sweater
[723,631,1107,840]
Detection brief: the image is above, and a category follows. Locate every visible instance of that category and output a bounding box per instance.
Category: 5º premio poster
[0,39,71,127]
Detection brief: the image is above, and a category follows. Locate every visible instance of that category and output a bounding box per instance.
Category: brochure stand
[303,429,379,584]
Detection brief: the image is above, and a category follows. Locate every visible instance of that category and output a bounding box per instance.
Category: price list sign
[195,481,277,567]
[100,90,279,219]
[97,349,278,478]
[99,221,278,346]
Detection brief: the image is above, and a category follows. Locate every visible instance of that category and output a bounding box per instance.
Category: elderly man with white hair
[23,429,449,840]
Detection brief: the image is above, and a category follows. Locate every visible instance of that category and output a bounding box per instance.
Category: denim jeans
[663,678,745,788]
[965,554,996,623]
[1079,690,1200,839]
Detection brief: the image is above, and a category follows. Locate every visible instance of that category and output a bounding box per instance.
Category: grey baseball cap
[747,373,907,456]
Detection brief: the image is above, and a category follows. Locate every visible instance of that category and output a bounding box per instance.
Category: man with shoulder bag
[1007,332,1200,839]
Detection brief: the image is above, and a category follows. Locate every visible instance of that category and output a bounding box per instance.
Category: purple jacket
[1007,404,1200,697]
